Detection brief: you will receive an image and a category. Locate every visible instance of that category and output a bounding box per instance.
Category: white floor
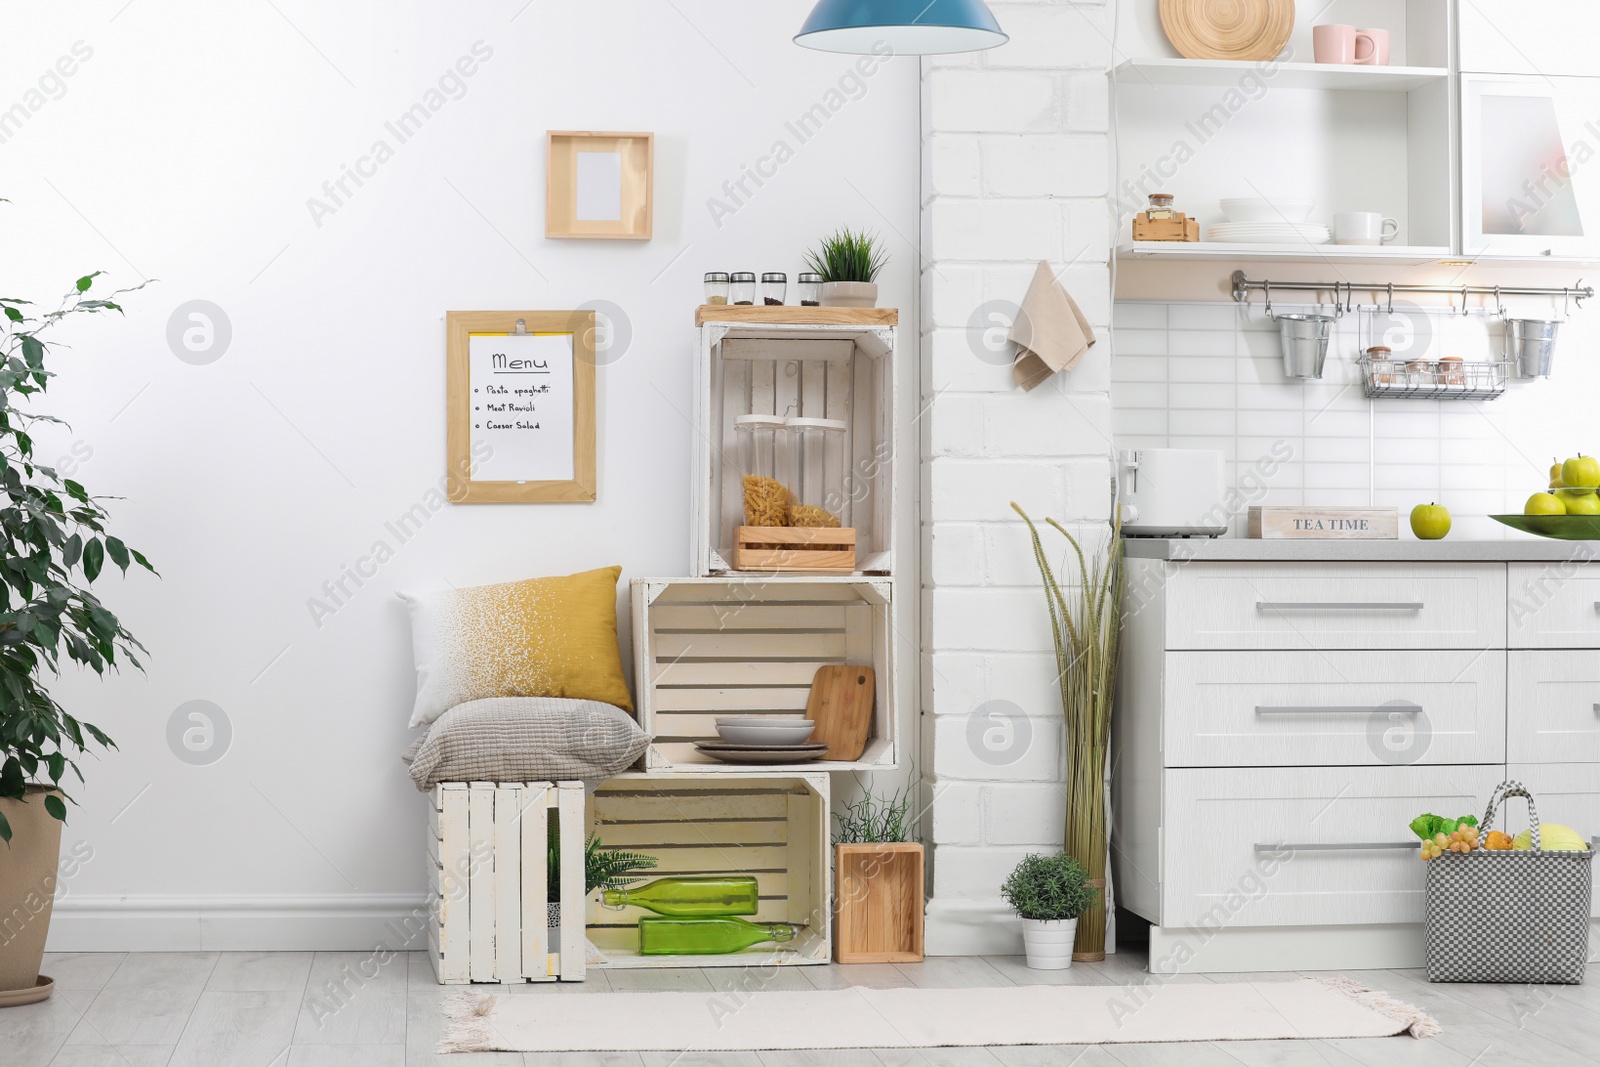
[5,949,1594,1066]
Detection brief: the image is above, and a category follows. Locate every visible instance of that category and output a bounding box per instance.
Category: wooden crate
[427,781,587,984]
[586,773,831,968]
[733,526,856,572]
[631,576,896,771]
[1131,214,1199,242]
[834,842,925,964]
[693,319,896,577]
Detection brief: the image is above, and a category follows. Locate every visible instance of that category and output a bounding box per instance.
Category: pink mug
[1313,24,1356,64]
[1355,28,1390,66]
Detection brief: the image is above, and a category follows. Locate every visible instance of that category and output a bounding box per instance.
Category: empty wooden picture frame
[546,131,653,240]
[446,310,596,503]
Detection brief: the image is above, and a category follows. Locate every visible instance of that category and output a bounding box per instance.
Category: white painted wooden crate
[630,576,896,771]
[692,321,896,577]
[427,781,586,984]
[586,772,831,968]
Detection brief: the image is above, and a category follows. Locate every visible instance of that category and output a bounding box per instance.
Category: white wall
[2,1,920,950]
[919,0,1115,955]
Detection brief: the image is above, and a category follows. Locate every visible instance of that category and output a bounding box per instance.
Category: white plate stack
[1208,198,1330,244]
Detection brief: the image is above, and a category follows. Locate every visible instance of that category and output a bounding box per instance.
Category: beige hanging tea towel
[1009,260,1097,391]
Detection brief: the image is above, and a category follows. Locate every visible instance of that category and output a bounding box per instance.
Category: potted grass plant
[1012,502,1123,962]
[0,272,152,1008]
[804,228,887,308]
[1001,852,1100,970]
[832,785,923,963]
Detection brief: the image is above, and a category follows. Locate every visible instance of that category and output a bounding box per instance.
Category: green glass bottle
[638,916,797,955]
[601,876,759,916]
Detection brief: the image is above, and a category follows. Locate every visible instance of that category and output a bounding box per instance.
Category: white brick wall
[920,0,1114,955]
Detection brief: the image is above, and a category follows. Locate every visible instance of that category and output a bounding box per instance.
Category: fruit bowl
[1492,514,1600,540]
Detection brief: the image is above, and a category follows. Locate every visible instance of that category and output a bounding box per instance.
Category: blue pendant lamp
[796,0,1007,55]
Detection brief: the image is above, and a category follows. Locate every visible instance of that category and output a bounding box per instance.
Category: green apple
[1551,458,1566,488]
[1410,503,1452,539]
[1563,454,1600,489]
[1527,492,1567,516]
[1559,489,1600,515]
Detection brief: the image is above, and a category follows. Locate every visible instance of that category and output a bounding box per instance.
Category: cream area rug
[440,977,1439,1053]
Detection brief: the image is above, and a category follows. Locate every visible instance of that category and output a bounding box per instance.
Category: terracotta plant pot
[0,788,64,1006]
[1020,916,1078,970]
[820,281,878,308]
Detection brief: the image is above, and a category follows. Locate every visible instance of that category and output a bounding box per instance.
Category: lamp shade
[795,0,1008,55]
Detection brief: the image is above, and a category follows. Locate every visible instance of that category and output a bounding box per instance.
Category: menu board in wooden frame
[446,310,596,503]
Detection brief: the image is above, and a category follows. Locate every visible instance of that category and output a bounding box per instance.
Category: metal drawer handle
[1256,702,1422,716]
[1256,602,1424,611]
[1254,842,1416,853]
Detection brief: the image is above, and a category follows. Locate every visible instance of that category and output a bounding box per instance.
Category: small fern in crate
[1000,853,1100,922]
[547,822,657,902]
[803,228,887,284]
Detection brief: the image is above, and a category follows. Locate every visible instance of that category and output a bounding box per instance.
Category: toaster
[1118,448,1227,538]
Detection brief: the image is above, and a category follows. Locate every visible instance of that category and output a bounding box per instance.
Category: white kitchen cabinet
[1508,559,1600,648]
[1507,651,1600,764]
[1505,763,1600,918]
[1462,75,1600,258]
[1459,2,1600,76]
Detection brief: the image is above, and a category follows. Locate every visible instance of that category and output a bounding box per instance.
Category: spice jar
[762,272,787,306]
[730,272,756,306]
[734,415,789,527]
[786,417,847,529]
[1144,193,1177,220]
[1406,358,1437,386]
[703,272,730,305]
[797,272,823,307]
[1439,356,1465,385]
[1366,345,1395,384]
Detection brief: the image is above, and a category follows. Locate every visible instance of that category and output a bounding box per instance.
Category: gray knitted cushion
[403,696,649,790]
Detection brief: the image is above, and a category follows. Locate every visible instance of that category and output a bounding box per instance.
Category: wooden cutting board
[805,665,875,761]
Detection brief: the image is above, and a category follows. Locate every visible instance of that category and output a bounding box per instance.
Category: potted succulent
[832,785,923,963]
[547,826,656,950]
[0,272,152,1007]
[804,228,887,308]
[1001,852,1100,970]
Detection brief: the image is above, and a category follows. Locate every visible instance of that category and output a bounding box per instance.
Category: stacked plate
[1205,222,1331,245]
[695,717,827,764]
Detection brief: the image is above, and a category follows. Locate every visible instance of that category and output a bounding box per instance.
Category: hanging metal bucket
[1278,313,1335,379]
[1506,318,1561,378]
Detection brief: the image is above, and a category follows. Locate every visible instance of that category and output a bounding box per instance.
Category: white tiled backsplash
[1112,299,1600,539]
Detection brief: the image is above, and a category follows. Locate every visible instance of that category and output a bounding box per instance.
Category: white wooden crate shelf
[692,319,896,577]
[630,576,896,772]
[586,772,831,968]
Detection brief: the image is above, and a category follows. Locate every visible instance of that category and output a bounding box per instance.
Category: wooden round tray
[1159,0,1294,61]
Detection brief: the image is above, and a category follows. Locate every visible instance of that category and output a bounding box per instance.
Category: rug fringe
[1310,976,1441,1039]
[437,991,498,1053]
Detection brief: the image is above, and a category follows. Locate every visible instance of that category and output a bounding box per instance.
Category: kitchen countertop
[1123,537,1600,562]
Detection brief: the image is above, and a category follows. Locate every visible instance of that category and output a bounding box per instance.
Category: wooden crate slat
[592,790,790,821]
[649,603,851,630]
[592,819,787,847]
[652,660,837,688]
[651,581,868,604]
[557,782,587,982]
[719,340,856,363]
[467,785,495,982]
[652,631,849,661]
[437,786,470,983]
[652,712,809,740]
[652,688,814,713]
[518,785,553,981]
[493,785,522,982]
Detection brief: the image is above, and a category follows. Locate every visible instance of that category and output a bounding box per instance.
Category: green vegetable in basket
[1409,813,1479,841]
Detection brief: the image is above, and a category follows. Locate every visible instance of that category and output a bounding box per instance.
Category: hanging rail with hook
[1230,270,1592,314]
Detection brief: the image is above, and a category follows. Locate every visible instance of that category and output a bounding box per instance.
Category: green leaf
[1410,814,1441,840]
[75,274,98,293]
[82,539,103,582]
[105,537,129,572]
[1458,814,1479,828]
[0,810,10,843]
[43,793,66,821]
[3,308,21,323]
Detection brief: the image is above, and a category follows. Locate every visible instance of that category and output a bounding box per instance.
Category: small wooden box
[1248,506,1400,539]
[734,526,856,572]
[1132,214,1199,242]
[834,842,924,964]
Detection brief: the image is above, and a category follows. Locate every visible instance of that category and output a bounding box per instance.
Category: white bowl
[1220,198,1316,224]
[715,717,817,746]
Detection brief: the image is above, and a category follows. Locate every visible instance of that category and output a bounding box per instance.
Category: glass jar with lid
[786,417,847,528]
[1144,193,1176,220]
[761,272,787,306]
[734,414,789,527]
[797,272,823,307]
[730,272,756,306]
[703,272,730,305]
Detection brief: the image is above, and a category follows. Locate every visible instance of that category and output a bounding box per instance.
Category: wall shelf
[1120,241,1454,265]
[1113,58,1448,92]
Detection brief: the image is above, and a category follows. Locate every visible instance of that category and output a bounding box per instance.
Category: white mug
[1334,211,1399,245]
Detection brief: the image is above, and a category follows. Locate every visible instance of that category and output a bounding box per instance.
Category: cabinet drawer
[1505,763,1600,918]
[1161,766,1505,928]
[1164,651,1506,768]
[1508,651,1600,763]
[1165,563,1506,651]
[1508,561,1600,648]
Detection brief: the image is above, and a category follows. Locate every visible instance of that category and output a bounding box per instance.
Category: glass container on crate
[762,272,788,306]
[730,272,757,306]
[602,876,760,916]
[734,414,790,527]
[787,417,847,529]
[704,272,730,305]
[797,272,823,307]
[638,916,797,955]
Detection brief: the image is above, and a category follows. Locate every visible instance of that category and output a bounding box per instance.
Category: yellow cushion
[402,566,632,727]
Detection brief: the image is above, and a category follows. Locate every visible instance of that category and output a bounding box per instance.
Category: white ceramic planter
[821,281,878,308]
[1021,917,1079,970]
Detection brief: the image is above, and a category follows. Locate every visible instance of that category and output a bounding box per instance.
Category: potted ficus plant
[0,271,152,1008]
[804,228,887,308]
[1001,852,1100,970]
[832,785,923,963]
